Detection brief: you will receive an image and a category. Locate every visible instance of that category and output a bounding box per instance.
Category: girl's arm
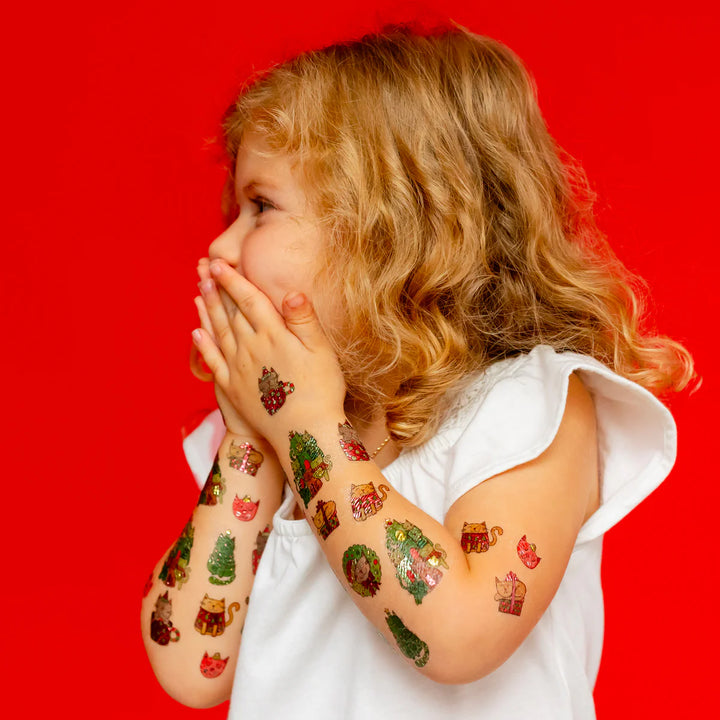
[195,261,598,685]
[141,431,284,707]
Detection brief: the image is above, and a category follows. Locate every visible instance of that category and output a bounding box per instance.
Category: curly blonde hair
[217,23,694,447]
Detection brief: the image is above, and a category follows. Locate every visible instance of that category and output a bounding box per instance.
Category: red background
[1,0,717,716]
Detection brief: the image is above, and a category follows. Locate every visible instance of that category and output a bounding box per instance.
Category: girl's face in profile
[208,132,327,319]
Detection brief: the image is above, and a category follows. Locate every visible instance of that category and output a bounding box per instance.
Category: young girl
[141,24,693,719]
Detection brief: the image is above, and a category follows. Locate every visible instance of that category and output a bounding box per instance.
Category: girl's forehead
[234,133,293,187]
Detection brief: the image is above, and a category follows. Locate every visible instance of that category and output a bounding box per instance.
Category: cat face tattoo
[517,535,541,569]
[343,544,382,597]
[194,594,241,637]
[258,366,295,415]
[460,521,503,554]
[159,519,194,589]
[338,420,370,461]
[288,430,332,507]
[385,609,430,668]
[233,494,260,522]
[228,440,264,476]
[200,651,229,678]
[385,519,448,604]
[350,482,390,521]
[494,571,527,616]
[312,499,339,539]
[150,591,180,645]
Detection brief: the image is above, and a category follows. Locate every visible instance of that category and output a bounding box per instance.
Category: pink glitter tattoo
[228,440,264,476]
[258,367,294,415]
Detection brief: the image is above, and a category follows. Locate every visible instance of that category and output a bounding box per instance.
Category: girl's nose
[208,220,242,266]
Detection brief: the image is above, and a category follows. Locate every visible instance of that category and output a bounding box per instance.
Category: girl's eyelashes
[250,195,276,214]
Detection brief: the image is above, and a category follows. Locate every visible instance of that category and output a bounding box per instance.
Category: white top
[183,345,677,720]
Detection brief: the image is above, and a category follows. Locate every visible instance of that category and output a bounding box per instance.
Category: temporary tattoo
[338,420,370,461]
[351,482,390,521]
[385,519,448,604]
[150,591,180,645]
[517,535,542,569]
[207,530,236,585]
[142,571,153,598]
[312,499,339,539]
[200,651,229,679]
[198,460,226,506]
[343,544,382,597]
[289,430,332,507]
[233,494,260,522]
[159,519,194,589]
[252,524,271,575]
[494,571,527,616]
[194,594,241,637]
[385,609,430,668]
[460,521,503,554]
[228,440,264,476]
[258,366,295,415]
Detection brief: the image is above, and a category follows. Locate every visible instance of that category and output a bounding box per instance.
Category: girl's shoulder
[423,345,677,541]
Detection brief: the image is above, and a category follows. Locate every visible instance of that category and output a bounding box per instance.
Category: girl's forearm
[141,431,284,708]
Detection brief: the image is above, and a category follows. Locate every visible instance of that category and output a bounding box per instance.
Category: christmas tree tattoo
[159,519,194,589]
[385,609,430,668]
[385,519,449,604]
[288,430,332,507]
[207,530,236,585]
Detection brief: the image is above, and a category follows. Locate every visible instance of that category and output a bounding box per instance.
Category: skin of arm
[141,432,284,707]
[195,260,599,685]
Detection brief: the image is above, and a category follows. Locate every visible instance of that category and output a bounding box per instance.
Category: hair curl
[216,23,694,447]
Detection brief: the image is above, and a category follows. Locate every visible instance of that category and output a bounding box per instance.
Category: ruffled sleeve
[182,408,225,490]
[443,345,677,543]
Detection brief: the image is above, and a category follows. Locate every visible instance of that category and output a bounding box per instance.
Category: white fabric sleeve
[443,345,677,544]
[181,409,225,489]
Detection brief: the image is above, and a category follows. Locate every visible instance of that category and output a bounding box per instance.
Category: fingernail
[209,261,223,277]
[285,293,306,308]
[198,279,215,294]
[191,329,202,345]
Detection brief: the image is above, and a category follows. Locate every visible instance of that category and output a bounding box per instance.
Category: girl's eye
[251,196,275,214]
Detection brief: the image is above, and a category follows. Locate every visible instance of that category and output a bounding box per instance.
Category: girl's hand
[195,259,265,439]
[192,259,346,441]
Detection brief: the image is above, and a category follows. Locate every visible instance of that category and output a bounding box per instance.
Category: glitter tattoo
[207,530,236,585]
[385,519,449,604]
[343,544,382,597]
[312,499,340,540]
[228,440,264,475]
[289,431,332,507]
[159,519,194,589]
[200,651,230,679]
[385,609,430,668]
[198,460,226,506]
[194,595,241,637]
[233,494,260,522]
[460,521,503,554]
[258,366,295,415]
[517,535,542,569]
[350,481,390,521]
[142,571,154,598]
[252,524,271,574]
[338,420,370,461]
[150,591,180,645]
[494,571,527,616]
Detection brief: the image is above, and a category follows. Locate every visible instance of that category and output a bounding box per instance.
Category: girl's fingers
[194,296,216,342]
[198,277,243,357]
[209,260,284,334]
[191,328,230,388]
